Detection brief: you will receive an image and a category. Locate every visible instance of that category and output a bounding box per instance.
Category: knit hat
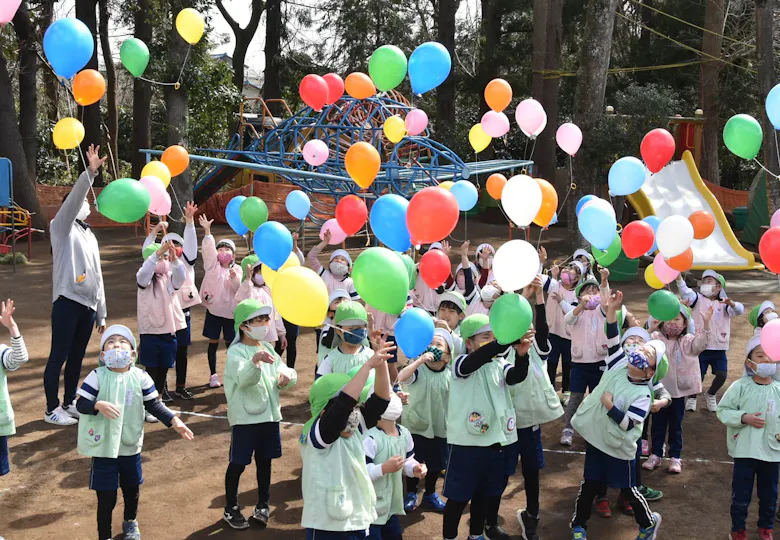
[438,291,467,314]
[241,254,260,279]
[334,301,368,326]
[747,334,763,358]
[233,299,273,342]
[101,325,137,350]
[216,239,237,253]
[330,249,352,265]
[646,340,667,364]
[575,278,600,298]
[461,314,491,339]
[750,301,776,328]
[302,371,374,438]
[621,327,651,345]
[433,328,454,353]
[328,289,351,306]
[161,232,184,246]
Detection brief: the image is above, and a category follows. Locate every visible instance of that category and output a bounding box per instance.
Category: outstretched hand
[184,201,198,224]
[198,214,213,234]
[86,144,107,174]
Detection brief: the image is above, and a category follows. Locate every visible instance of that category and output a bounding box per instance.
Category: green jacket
[717,377,780,461]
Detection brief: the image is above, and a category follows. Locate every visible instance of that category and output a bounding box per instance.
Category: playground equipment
[0,157,34,270]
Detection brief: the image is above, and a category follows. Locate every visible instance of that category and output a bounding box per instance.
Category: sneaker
[729,531,748,540]
[640,439,649,456]
[636,512,662,539]
[44,406,78,426]
[209,374,222,388]
[175,386,194,400]
[595,498,611,518]
[668,457,682,474]
[62,401,81,419]
[161,388,173,403]
[560,428,574,446]
[562,391,571,406]
[642,454,661,471]
[685,396,697,411]
[618,495,635,515]
[484,525,511,540]
[572,525,587,539]
[404,492,418,512]
[422,492,446,512]
[758,528,774,540]
[144,412,159,423]
[250,505,269,528]
[122,519,141,540]
[705,393,718,412]
[223,506,250,530]
[517,509,540,540]
[639,485,663,501]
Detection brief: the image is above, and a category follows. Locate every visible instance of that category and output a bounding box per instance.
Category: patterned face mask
[422,346,443,362]
[628,350,650,370]
[103,348,135,369]
[341,408,361,436]
[624,343,641,355]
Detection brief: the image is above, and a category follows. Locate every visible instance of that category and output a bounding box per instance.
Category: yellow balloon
[644,264,665,290]
[262,252,301,289]
[175,8,205,45]
[53,118,85,150]
[383,115,406,144]
[141,161,172,188]
[439,181,454,191]
[469,123,491,153]
[272,266,328,327]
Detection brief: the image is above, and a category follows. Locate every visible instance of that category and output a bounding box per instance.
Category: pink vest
[232,281,284,342]
[466,299,490,317]
[651,330,706,398]
[546,280,576,339]
[178,264,201,310]
[200,236,243,319]
[137,274,187,336]
[692,294,732,350]
[412,275,438,314]
[568,308,608,364]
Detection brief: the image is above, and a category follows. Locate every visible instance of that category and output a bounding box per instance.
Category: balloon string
[753,158,779,179]
[528,137,538,161]
[774,131,780,176]
[557,156,575,213]
[177,45,192,84]
[138,76,179,87]
[169,183,185,218]
[64,92,99,209]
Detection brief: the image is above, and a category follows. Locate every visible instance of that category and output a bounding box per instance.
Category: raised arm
[183,202,199,265]
[199,215,217,271]
[51,145,104,237]
[307,230,329,273]
[675,276,697,305]
[0,300,27,371]
[453,341,506,378]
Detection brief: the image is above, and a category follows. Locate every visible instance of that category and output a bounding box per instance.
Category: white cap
[747,334,762,358]
[429,242,443,251]
[330,249,352,265]
[328,289,351,305]
[101,325,137,350]
[216,239,237,252]
[161,232,184,245]
[621,327,651,345]
[481,284,500,302]
[381,393,403,421]
[646,340,666,363]
[433,328,454,353]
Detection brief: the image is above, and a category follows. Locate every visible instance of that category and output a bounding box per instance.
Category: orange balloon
[486,173,507,199]
[161,145,190,177]
[689,210,715,239]
[667,248,694,272]
[485,78,512,112]
[345,72,376,100]
[72,69,106,106]
[345,142,381,188]
[533,178,558,227]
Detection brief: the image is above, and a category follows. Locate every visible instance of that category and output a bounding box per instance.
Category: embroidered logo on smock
[507,417,516,432]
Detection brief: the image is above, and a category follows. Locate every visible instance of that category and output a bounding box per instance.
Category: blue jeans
[731,458,779,531]
[547,334,572,392]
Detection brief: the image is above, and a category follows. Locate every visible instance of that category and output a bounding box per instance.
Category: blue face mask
[343,328,367,344]
[628,350,650,370]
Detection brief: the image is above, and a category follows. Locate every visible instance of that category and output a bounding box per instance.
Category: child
[436,291,468,357]
[676,270,744,411]
[307,228,359,299]
[443,241,478,305]
[572,249,595,278]
[222,299,297,529]
[397,328,453,513]
[474,243,496,288]
[317,301,374,377]
[364,394,427,539]
[750,301,777,335]
[199,214,243,388]
[717,335,780,540]
[317,290,352,369]
[0,299,29,479]
[466,283,500,316]
[367,294,413,384]
[412,243,444,316]
[570,290,662,540]
[75,325,193,540]
[233,259,286,352]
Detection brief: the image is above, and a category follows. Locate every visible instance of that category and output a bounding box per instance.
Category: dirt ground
[0,220,778,540]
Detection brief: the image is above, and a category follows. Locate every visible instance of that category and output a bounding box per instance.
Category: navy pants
[651,397,685,459]
[276,318,299,369]
[44,296,96,412]
[731,458,779,532]
[547,334,572,392]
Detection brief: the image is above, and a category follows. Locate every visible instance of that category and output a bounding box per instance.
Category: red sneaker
[594,498,611,518]
[617,495,634,516]
[758,528,774,540]
[729,530,747,540]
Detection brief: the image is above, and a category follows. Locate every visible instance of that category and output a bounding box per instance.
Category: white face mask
[77,201,91,221]
[253,274,265,286]
[700,284,716,297]
[330,261,349,277]
[245,324,268,341]
[103,348,135,369]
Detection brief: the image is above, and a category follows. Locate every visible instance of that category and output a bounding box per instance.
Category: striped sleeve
[452,354,469,379]
[76,370,101,401]
[1,336,29,371]
[605,321,627,370]
[140,371,159,401]
[309,419,331,450]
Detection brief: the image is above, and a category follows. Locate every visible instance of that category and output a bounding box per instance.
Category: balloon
[621,221,655,259]
[254,221,293,271]
[408,41,451,95]
[406,187,459,244]
[345,142,381,188]
[345,72,376,99]
[262,252,301,289]
[578,199,617,250]
[767,83,780,130]
[141,161,171,188]
[323,73,344,104]
[303,139,329,166]
[469,124,491,153]
[485,78,512,112]
[336,195,368,236]
[668,248,694,272]
[405,109,428,136]
[648,290,681,322]
[161,145,189,177]
[52,118,85,150]
[43,18,94,79]
[550,212,559,226]
[139,176,171,216]
[556,123,583,156]
[490,293,533,345]
[576,195,596,216]
[608,157,647,196]
[502,175,542,227]
[226,196,248,236]
[656,215,694,258]
[320,219,348,245]
[644,265,665,289]
[481,111,510,138]
[761,319,780,361]
[299,74,329,111]
[486,174,507,200]
[653,253,680,284]
[533,179,558,227]
[240,196,269,231]
[272,266,329,327]
[384,115,407,143]
[759,226,780,273]
[419,249,450,288]
[285,190,311,220]
[72,69,106,106]
[723,114,763,160]
[642,215,662,254]
[175,8,205,45]
[772,210,780,229]
[395,308,434,357]
[515,99,546,138]
[450,181,478,211]
[397,253,417,290]
[96,179,151,223]
[493,240,539,292]
[689,210,715,239]
[352,247,409,314]
[438,181,454,191]
[525,111,548,138]
[120,38,150,78]
[368,45,407,92]
[591,233,622,267]
[370,194,411,252]
[0,0,21,24]
[640,128,675,173]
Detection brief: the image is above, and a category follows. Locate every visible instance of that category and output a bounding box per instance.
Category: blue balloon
[578,203,617,250]
[550,212,559,225]
[408,42,452,95]
[608,157,647,196]
[285,190,310,220]
[370,194,411,252]
[254,221,293,271]
[450,181,478,211]
[395,307,435,358]
[576,195,596,216]
[44,18,95,79]
[767,84,780,130]
[642,215,662,255]
[226,196,248,236]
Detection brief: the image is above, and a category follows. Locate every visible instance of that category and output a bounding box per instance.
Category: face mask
[103,348,135,369]
[456,274,466,290]
[330,261,349,277]
[343,327,367,344]
[422,346,443,362]
[628,350,651,370]
[664,323,684,337]
[766,313,779,324]
[174,246,183,258]
[217,252,233,266]
[700,284,716,297]
[154,261,170,275]
[751,361,778,378]
[561,272,574,286]
[624,342,641,355]
[244,324,268,341]
[584,295,601,310]
[342,408,361,436]
[253,274,265,286]
[76,201,90,221]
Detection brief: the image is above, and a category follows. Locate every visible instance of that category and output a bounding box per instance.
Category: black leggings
[485,465,541,527]
[275,319,299,369]
[407,470,440,495]
[207,341,230,376]
[572,481,652,529]
[443,497,486,539]
[96,485,139,539]
[146,367,167,397]
[225,459,272,509]
[175,345,188,387]
[707,370,728,396]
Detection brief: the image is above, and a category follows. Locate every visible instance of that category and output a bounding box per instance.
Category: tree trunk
[700,0,725,186]
[98,0,119,181]
[215,0,265,91]
[13,2,38,183]
[264,0,282,116]
[40,0,59,125]
[475,0,503,160]
[75,0,103,186]
[636,0,655,85]
[756,0,780,214]
[132,0,152,180]
[435,0,458,134]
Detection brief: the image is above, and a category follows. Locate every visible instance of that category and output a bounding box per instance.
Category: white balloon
[656,215,694,258]
[493,240,539,292]
[501,174,542,227]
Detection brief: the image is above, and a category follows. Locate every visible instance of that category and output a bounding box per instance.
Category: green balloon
[240,197,269,231]
[723,114,763,160]
[490,293,533,345]
[647,290,681,322]
[120,38,150,78]
[368,45,408,92]
[396,252,417,290]
[591,233,622,267]
[97,178,151,223]
[353,247,409,315]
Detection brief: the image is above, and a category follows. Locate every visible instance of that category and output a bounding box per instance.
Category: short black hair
[438,300,462,313]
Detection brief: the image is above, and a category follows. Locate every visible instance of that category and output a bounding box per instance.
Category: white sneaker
[685,397,697,411]
[560,428,573,446]
[44,406,78,426]
[209,374,222,388]
[145,412,159,423]
[62,401,81,419]
[705,393,718,412]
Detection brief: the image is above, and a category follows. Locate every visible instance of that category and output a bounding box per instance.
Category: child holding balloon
[233,259,286,351]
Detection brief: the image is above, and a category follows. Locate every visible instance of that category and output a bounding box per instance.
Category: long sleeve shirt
[1,335,28,372]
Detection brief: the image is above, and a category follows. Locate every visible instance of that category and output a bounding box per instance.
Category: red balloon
[621,220,655,259]
[419,249,451,288]
[335,195,368,236]
[406,187,459,244]
[760,226,780,273]
[299,74,329,111]
[323,73,344,105]
[640,128,676,173]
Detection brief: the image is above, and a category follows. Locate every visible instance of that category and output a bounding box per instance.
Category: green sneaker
[639,485,663,501]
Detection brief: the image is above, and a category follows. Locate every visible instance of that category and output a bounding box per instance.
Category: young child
[0,300,29,479]
[233,259,286,352]
[317,301,374,377]
[436,291,468,357]
[750,301,777,335]
[317,290,352,368]
[76,325,193,540]
[307,228,359,299]
[572,249,595,278]
[443,241,478,305]
[397,328,453,513]
[367,293,413,384]
[717,335,780,540]
[466,283,500,316]
[222,299,297,530]
[199,214,243,388]
[364,393,427,539]
[474,243,496,289]
[676,270,744,411]
[412,243,444,316]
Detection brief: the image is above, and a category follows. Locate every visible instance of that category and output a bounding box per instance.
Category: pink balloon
[771,209,780,228]
[761,319,780,360]
[303,139,329,166]
[653,253,680,284]
[320,218,347,245]
[556,123,583,156]
[405,109,428,136]
[515,98,546,138]
[0,0,21,24]
[481,111,510,138]
[140,176,171,216]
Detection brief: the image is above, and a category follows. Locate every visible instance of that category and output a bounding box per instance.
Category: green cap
[461,313,491,340]
[143,243,160,261]
[438,291,467,314]
[302,370,374,437]
[233,298,272,337]
[575,278,600,298]
[241,254,260,280]
[334,301,368,326]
